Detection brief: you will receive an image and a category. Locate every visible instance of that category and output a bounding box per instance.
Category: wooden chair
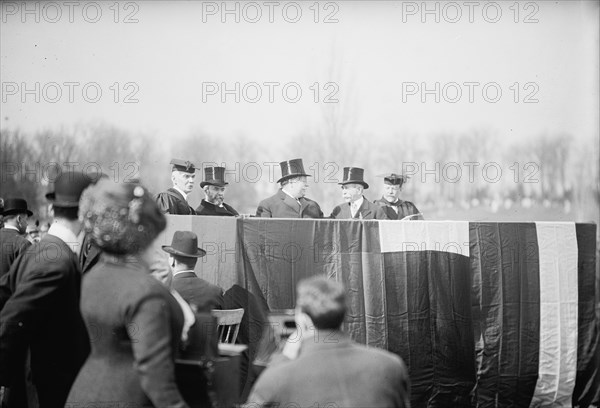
[211,308,245,344]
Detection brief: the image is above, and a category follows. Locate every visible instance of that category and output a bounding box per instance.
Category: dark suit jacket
[196,199,239,216]
[171,271,224,313]
[374,197,423,220]
[256,189,323,218]
[155,188,196,215]
[0,235,90,407]
[67,257,187,407]
[247,332,411,408]
[330,196,389,220]
[0,228,31,279]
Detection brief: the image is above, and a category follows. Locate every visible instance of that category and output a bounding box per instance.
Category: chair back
[212,308,245,344]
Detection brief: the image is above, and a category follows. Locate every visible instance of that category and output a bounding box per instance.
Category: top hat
[80,179,166,255]
[170,158,198,174]
[277,158,310,184]
[377,173,409,186]
[46,171,96,208]
[162,231,207,258]
[200,166,228,188]
[1,198,33,216]
[339,167,369,189]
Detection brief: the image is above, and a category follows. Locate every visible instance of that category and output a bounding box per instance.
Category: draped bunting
[157,216,599,408]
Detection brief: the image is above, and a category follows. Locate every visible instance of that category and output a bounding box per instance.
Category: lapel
[298,197,310,216]
[356,197,372,219]
[278,189,301,215]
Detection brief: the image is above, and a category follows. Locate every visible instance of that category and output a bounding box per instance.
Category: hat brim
[162,245,207,258]
[277,173,311,184]
[200,181,228,188]
[339,180,369,189]
[2,208,33,217]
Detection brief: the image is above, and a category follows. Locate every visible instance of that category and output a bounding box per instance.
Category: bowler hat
[200,166,228,188]
[170,158,198,174]
[46,171,98,207]
[339,167,369,189]
[80,179,166,255]
[277,158,310,184]
[377,173,409,186]
[1,198,33,216]
[162,231,206,258]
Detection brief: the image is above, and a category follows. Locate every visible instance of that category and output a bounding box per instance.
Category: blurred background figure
[246,275,410,408]
[67,179,191,408]
[25,221,40,244]
[0,198,33,279]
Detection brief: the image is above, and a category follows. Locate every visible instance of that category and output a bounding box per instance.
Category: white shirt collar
[173,269,195,277]
[47,222,81,254]
[173,186,188,201]
[3,225,20,232]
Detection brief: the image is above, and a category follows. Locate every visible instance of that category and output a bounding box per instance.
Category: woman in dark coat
[66,180,190,408]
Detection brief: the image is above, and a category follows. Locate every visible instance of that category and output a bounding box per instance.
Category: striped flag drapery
[162,216,599,407]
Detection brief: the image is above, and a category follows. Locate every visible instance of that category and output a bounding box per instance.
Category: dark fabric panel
[385,250,475,408]
[237,218,385,347]
[573,223,600,408]
[470,222,540,408]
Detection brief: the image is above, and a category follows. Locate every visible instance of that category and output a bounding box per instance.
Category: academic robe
[374,197,423,220]
[155,188,196,215]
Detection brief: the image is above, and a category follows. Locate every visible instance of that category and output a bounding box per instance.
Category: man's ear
[48,204,55,218]
[168,255,175,268]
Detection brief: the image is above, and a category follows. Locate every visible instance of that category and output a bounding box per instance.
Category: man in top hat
[256,158,323,218]
[374,173,423,220]
[155,158,198,215]
[163,230,224,312]
[0,198,33,279]
[330,167,389,220]
[195,166,239,216]
[0,171,93,407]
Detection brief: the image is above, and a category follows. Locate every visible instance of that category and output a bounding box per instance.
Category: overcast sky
[1,1,598,148]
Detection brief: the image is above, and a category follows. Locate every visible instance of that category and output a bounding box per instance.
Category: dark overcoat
[0,235,90,407]
[195,199,238,216]
[0,228,31,279]
[256,189,323,218]
[171,271,224,313]
[330,197,389,220]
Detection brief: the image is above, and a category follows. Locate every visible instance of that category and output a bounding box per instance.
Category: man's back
[247,334,410,408]
[171,271,224,312]
[0,235,90,407]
